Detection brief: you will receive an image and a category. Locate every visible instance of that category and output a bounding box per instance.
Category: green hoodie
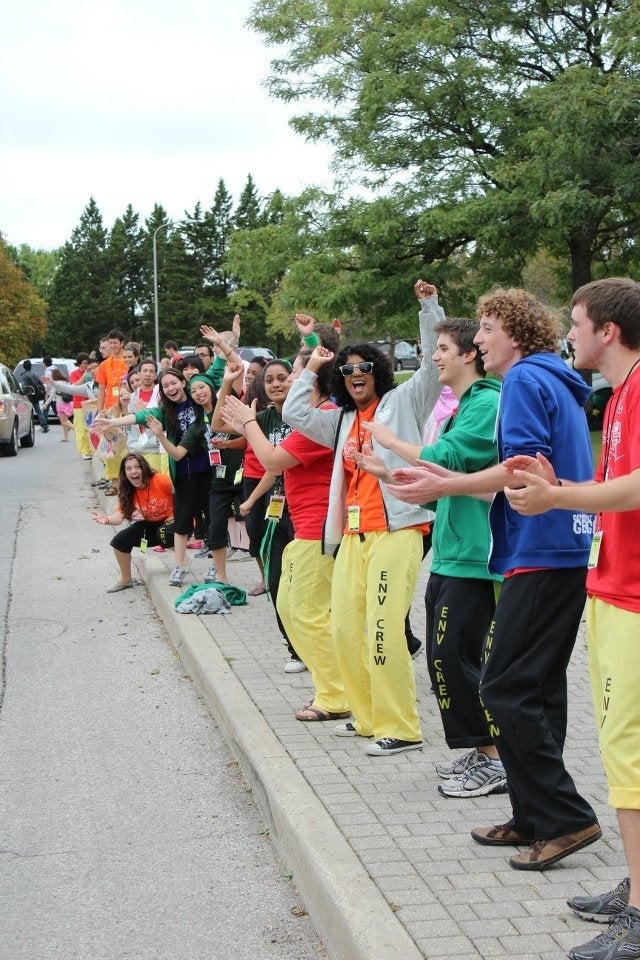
[420,377,502,581]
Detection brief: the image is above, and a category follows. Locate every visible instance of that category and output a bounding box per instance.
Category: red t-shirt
[587,367,640,612]
[69,367,86,410]
[243,442,266,481]
[281,404,336,540]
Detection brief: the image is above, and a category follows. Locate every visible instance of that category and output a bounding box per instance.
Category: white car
[0,363,35,456]
[13,358,78,422]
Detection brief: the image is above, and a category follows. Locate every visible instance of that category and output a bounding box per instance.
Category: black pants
[480,568,597,840]
[111,520,163,553]
[262,515,297,658]
[426,573,497,749]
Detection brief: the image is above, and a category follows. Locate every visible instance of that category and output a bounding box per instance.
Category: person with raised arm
[220,315,348,721]
[281,280,442,757]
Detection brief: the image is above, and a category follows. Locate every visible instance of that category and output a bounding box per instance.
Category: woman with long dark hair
[94,369,210,587]
[212,357,302,671]
[222,345,349,720]
[92,453,173,593]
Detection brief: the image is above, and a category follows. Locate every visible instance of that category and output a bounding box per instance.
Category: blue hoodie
[489,353,595,574]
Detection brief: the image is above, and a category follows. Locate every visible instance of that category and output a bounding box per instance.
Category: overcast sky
[0,0,335,251]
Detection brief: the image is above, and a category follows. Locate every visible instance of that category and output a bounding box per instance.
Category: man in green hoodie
[360,316,503,796]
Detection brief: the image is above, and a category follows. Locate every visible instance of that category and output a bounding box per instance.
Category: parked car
[13,358,77,422]
[238,346,276,363]
[564,357,612,429]
[0,363,35,456]
[372,340,420,371]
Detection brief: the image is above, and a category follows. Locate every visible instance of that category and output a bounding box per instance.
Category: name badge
[347,504,361,532]
[266,495,285,520]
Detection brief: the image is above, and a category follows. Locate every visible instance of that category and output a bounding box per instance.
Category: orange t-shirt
[342,401,387,533]
[96,355,128,409]
[132,473,173,522]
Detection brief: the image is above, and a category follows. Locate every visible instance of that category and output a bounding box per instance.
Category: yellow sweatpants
[104,454,123,481]
[277,539,348,714]
[331,528,423,742]
[73,408,92,458]
[586,596,640,809]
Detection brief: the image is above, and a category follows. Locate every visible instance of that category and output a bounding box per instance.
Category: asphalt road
[0,428,327,960]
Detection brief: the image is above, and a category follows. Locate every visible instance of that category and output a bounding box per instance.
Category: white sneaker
[435,748,484,779]
[169,566,187,587]
[204,564,218,583]
[283,659,307,674]
[438,755,507,797]
[229,549,251,562]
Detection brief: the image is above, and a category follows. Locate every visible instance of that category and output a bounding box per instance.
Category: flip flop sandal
[295,705,352,722]
[248,583,267,596]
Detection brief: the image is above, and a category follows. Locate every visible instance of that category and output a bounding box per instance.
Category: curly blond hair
[477,288,560,356]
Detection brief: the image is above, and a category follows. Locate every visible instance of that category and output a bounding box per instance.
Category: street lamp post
[152,221,171,365]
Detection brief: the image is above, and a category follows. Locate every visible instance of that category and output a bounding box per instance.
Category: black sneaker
[568,906,640,960]
[568,878,630,924]
[364,738,423,756]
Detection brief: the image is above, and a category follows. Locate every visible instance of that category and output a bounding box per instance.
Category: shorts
[586,596,640,809]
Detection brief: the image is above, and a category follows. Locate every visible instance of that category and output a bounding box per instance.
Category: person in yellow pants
[282,283,442,756]
[220,341,349,721]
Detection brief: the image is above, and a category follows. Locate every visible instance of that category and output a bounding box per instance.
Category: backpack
[23,374,45,401]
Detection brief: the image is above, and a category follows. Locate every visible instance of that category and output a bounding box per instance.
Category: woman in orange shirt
[92,453,173,593]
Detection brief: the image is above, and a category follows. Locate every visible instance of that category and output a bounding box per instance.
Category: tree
[0,240,47,366]
[106,205,147,343]
[250,0,640,290]
[234,174,262,230]
[46,198,114,355]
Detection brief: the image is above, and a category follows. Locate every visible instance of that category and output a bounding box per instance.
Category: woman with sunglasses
[282,281,443,756]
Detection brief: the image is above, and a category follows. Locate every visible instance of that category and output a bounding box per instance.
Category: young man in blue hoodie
[506,277,640,960]
[388,287,601,871]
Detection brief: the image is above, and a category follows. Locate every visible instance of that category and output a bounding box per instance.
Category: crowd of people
[46,276,640,960]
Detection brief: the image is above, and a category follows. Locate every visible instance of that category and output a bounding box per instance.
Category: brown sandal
[295,704,351,722]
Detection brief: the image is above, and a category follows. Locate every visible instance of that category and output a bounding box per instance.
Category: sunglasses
[339,362,374,377]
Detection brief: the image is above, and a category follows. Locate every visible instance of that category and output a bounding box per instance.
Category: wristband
[243,418,257,428]
[302,332,320,348]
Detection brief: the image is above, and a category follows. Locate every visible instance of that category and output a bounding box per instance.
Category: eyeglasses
[339,362,374,377]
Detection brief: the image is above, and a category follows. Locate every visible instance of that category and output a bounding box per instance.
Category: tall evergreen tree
[46,198,114,355]
[106,205,146,344]
[234,174,261,231]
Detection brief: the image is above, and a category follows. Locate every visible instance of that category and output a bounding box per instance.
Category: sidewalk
[130,537,619,960]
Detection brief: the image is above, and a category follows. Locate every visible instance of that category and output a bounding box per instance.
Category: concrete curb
[140,552,424,960]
